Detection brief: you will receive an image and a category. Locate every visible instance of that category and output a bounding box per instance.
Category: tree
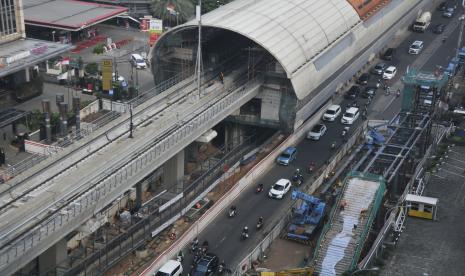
[201,0,232,13]
[151,0,195,24]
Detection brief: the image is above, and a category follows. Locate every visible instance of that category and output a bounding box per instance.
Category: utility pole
[195,0,203,98]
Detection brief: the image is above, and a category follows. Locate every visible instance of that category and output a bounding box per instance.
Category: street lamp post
[129,103,134,138]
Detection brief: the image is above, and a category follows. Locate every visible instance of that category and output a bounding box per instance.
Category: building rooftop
[381,145,465,275]
[0,38,73,77]
[23,0,128,31]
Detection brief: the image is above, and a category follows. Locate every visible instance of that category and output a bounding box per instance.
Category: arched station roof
[156,0,364,99]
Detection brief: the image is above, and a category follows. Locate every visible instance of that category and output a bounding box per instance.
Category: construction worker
[219,72,224,84]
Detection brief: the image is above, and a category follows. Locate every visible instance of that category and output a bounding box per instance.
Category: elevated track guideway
[0,66,262,275]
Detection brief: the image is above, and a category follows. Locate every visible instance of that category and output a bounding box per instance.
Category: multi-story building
[0,0,26,44]
[0,0,72,102]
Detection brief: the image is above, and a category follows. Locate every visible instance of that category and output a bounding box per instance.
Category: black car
[344,85,361,99]
[362,86,377,98]
[433,24,445,34]
[382,48,395,61]
[437,2,447,11]
[371,63,387,75]
[357,73,370,85]
[192,254,219,276]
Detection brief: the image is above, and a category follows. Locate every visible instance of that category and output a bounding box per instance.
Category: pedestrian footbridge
[312,172,385,275]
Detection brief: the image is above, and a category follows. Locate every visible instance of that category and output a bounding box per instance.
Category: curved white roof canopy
[158,0,361,99]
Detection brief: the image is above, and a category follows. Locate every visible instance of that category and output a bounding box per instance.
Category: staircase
[313,176,384,276]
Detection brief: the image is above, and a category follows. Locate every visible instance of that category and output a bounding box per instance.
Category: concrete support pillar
[72,96,81,137]
[225,123,244,150]
[135,182,142,211]
[38,238,67,275]
[25,67,30,82]
[11,123,17,136]
[164,150,185,192]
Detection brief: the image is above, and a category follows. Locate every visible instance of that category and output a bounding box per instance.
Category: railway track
[0,66,253,251]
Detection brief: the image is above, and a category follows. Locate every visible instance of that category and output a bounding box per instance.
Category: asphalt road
[179,4,465,274]
[370,4,464,120]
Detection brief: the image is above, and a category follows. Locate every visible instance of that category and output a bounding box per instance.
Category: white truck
[413,12,431,32]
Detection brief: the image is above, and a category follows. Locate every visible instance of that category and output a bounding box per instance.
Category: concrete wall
[79,100,100,119]
[258,86,281,121]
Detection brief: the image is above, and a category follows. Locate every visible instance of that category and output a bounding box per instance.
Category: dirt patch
[82,110,111,123]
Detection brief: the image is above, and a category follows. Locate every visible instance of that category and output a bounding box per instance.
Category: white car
[307,123,327,140]
[382,66,397,80]
[155,260,183,276]
[131,53,147,69]
[408,40,424,55]
[323,105,342,121]
[268,179,292,199]
[341,107,360,125]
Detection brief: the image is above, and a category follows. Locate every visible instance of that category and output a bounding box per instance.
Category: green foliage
[151,0,233,23]
[201,0,232,13]
[84,62,99,76]
[151,0,196,23]
[92,44,105,54]
[27,110,44,131]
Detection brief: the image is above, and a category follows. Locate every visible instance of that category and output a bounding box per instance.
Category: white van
[154,260,183,276]
[131,53,147,69]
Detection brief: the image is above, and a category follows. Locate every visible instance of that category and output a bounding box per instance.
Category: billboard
[149,19,163,34]
[102,59,112,91]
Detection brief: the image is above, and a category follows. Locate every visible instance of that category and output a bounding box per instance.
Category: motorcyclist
[177,250,184,262]
[396,88,401,97]
[229,205,237,217]
[257,183,264,192]
[330,141,336,149]
[257,216,263,228]
[218,261,226,273]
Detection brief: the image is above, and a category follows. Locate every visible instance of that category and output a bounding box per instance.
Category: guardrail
[65,134,257,275]
[0,78,261,275]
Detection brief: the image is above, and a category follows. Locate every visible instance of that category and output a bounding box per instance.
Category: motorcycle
[256,218,263,230]
[241,231,249,240]
[228,207,236,218]
[330,141,337,150]
[176,251,184,262]
[255,184,264,194]
[292,173,303,186]
[342,126,349,137]
[308,161,316,174]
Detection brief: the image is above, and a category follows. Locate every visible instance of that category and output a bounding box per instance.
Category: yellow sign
[102,59,113,91]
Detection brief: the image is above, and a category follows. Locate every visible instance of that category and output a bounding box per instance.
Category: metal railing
[349,172,386,270]
[4,71,190,178]
[232,208,294,276]
[63,134,258,275]
[0,78,261,273]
